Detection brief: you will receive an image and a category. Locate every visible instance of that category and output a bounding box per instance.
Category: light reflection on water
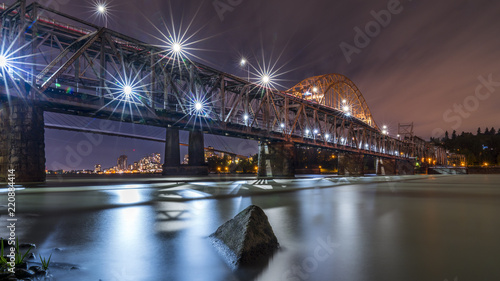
[2,176,500,280]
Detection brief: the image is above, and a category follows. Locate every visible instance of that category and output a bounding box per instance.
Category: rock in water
[210,205,279,268]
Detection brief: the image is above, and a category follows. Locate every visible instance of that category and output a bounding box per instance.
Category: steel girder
[0,0,441,161]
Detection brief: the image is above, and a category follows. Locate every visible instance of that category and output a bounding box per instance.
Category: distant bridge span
[0,1,445,182]
[44,123,250,160]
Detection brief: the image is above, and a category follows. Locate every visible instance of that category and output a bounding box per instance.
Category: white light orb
[123,85,132,96]
[172,43,182,53]
[194,102,203,111]
[97,5,106,13]
[0,55,7,68]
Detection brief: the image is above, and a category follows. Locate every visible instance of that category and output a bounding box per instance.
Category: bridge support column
[187,130,208,175]
[338,153,364,176]
[396,159,415,175]
[376,158,396,175]
[258,142,295,178]
[0,101,45,183]
[162,127,180,175]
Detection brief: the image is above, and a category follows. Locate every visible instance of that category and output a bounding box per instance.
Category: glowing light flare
[313,87,318,92]
[91,1,112,27]
[240,58,247,66]
[123,85,133,96]
[97,4,106,13]
[280,123,285,128]
[172,42,182,53]
[243,114,249,121]
[261,75,270,84]
[0,55,7,68]
[194,101,203,111]
[342,105,350,112]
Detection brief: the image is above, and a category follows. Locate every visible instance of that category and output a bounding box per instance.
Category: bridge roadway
[0,1,446,182]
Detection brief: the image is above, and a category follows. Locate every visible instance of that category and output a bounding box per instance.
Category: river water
[1,174,499,281]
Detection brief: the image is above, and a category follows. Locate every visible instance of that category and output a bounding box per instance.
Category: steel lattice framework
[287,74,377,129]
[0,0,445,163]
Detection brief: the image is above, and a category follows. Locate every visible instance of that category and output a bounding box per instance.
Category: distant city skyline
[44,126,258,171]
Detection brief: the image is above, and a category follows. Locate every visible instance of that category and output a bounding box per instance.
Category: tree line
[430,127,500,166]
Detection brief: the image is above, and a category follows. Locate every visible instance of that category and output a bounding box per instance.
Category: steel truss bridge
[0,0,446,182]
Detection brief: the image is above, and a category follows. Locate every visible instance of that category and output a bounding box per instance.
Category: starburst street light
[261,75,270,84]
[91,1,111,27]
[194,101,203,111]
[0,55,7,68]
[172,42,182,53]
[147,6,210,72]
[250,49,290,90]
[97,4,106,13]
[240,58,246,66]
[123,85,133,96]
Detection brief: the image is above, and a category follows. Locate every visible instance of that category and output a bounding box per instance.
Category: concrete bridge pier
[162,127,181,175]
[338,153,364,176]
[0,100,46,183]
[376,158,396,175]
[162,128,208,176]
[258,141,295,178]
[187,130,208,175]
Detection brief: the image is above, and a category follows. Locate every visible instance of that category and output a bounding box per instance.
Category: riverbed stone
[14,269,34,279]
[209,205,279,267]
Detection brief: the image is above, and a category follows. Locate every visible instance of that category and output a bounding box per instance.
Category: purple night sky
[40,0,500,170]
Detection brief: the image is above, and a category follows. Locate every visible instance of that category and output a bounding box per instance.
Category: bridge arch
[286,73,379,130]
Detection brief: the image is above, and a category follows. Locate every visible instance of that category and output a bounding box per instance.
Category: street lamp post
[240,58,249,81]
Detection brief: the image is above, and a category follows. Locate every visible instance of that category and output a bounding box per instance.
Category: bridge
[0,1,446,182]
